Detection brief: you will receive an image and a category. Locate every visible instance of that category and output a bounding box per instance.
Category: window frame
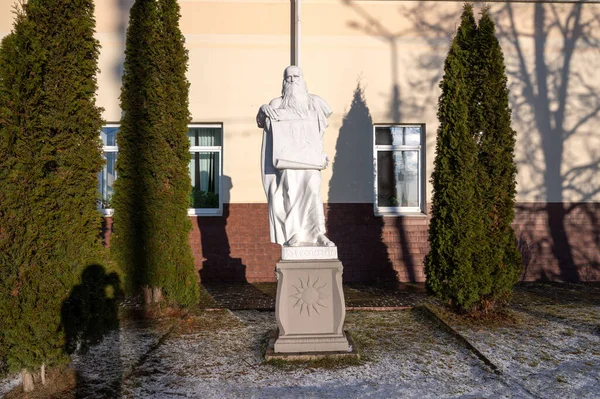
[98,122,224,217]
[99,123,119,217]
[373,123,427,217]
[187,122,224,217]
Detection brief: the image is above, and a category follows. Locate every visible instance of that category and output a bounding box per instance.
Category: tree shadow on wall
[196,176,274,309]
[341,0,432,283]
[496,3,600,281]
[327,83,398,283]
[198,175,246,282]
[345,0,600,281]
[114,0,131,84]
[61,264,123,399]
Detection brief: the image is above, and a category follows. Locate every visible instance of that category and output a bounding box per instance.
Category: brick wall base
[101,202,600,283]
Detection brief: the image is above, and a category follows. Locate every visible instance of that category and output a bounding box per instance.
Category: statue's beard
[281,80,310,115]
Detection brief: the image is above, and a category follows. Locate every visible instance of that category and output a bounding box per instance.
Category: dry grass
[172,310,245,336]
[4,367,76,399]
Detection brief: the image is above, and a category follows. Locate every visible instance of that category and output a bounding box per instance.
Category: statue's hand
[260,104,280,122]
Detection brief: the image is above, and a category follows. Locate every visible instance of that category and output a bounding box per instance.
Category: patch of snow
[0,373,20,397]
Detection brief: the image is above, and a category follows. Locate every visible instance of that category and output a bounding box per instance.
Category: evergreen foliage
[425,3,483,312]
[473,7,522,306]
[426,3,521,313]
[0,0,105,376]
[112,0,199,306]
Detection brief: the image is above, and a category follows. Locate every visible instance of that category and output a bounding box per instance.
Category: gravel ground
[1,284,599,398]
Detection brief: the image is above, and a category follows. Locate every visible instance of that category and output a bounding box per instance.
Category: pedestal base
[274,259,350,353]
[265,330,359,361]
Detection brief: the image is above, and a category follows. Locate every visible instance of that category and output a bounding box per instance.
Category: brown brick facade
[514,202,600,282]
[101,202,599,283]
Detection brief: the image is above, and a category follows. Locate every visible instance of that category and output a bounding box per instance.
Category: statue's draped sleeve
[310,95,333,136]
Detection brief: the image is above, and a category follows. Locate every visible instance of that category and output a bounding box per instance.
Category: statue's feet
[315,233,335,247]
[286,235,301,247]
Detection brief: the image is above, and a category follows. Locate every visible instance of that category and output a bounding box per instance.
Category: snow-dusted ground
[1,300,599,398]
[0,374,19,398]
[445,303,600,399]
[114,309,534,399]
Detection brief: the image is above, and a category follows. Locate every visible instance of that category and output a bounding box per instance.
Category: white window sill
[375,211,427,218]
[187,208,222,217]
[100,208,223,217]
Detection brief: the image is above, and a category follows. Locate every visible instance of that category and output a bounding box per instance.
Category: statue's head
[281,65,309,113]
[283,65,303,83]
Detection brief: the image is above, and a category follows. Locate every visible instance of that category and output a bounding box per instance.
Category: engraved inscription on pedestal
[282,245,338,261]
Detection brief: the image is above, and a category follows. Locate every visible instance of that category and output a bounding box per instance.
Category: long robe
[257,95,332,245]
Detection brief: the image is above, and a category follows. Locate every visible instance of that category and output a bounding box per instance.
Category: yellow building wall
[1,0,598,205]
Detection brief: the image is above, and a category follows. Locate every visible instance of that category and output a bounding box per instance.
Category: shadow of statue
[61,264,123,398]
[327,82,397,283]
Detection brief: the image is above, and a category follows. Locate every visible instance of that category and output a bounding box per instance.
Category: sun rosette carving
[290,275,328,316]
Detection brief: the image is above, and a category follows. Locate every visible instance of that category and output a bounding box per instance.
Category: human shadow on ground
[61,264,123,399]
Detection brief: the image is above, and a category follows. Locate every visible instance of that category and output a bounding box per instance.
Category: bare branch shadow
[344,1,600,281]
[496,2,600,281]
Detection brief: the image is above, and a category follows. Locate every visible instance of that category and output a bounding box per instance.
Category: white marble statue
[257,66,334,247]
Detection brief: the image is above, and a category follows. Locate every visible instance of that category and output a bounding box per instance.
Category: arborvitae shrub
[474,7,522,307]
[112,0,199,306]
[425,3,484,312]
[426,3,521,314]
[0,0,105,382]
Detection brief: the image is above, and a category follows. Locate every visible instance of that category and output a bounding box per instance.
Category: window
[373,124,425,216]
[98,124,119,216]
[98,123,223,216]
[188,124,223,216]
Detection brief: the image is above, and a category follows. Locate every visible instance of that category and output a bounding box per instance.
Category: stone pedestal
[274,254,350,353]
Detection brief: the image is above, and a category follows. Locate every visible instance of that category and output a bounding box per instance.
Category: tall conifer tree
[0,0,104,389]
[112,0,199,306]
[425,3,483,312]
[426,4,521,313]
[474,7,522,307]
